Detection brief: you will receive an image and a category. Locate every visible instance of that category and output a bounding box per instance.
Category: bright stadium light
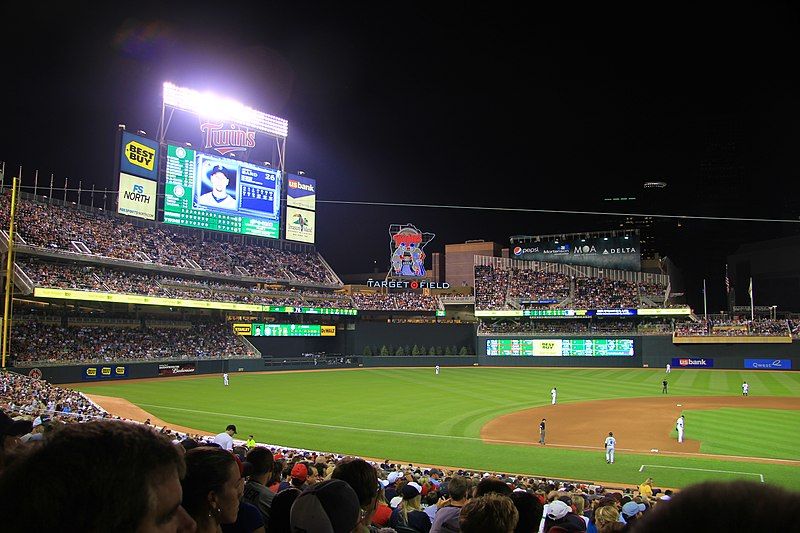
[162,82,289,138]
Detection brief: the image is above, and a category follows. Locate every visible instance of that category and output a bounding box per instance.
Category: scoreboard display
[163,145,282,238]
[250,324,336,337]
[485,338,634,356]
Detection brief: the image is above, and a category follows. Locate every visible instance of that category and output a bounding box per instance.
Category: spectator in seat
[213,424,237,451]
[0,420,196,532]
[390,481,432,532]
[268,488,301,533]
[630,480,800,532]
[510,490,544,533]
[460,493,519,533]
[243,447,275,523]
[542,499,586,532]
[331,458,381,533]
[290,478,361,533]
[431,474,470,533]
[182,446,244,532]
[475,476,513,497]
[593,505,624,533]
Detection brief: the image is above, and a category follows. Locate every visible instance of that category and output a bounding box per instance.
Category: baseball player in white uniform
[604,432,616,463]
[742,381,749,396]
[666,363,671,374]
[435,365,440,375]
[223,373,229,386]
[676,415,685,443]
[551,387,558,405]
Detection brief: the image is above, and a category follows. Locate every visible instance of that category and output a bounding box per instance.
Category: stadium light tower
[158,82,289,171]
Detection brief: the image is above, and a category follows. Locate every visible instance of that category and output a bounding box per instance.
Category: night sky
[3,5,800,311]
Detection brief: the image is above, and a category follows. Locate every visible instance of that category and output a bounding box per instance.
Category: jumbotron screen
[250,324,335,337]
[163,145,282,238]
[485,338,634,356]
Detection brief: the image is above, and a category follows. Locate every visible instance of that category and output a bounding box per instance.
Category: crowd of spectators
[573,278,638,309]
[20,258,352,308]
[674,319,790,337]
[475,265,669,311]
[507,269,571,303]
[352,291,439,311]
[1,195,337,285]
[10,321,253,365]
[1,371,104,420]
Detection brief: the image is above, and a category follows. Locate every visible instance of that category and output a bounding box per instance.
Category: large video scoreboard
[485,338,634,356]
[163,145,282,238]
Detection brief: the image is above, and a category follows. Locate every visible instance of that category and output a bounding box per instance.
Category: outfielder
[435,365,440,376]
[666,363,671,374]
[742,381,749,396]
[604,432,616,464]
[223,372,229,386]
[551,387,558,405]
[676,414,685,443]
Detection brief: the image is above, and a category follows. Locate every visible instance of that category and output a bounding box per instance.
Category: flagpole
[703,279,708,320]
[749,277,754,321]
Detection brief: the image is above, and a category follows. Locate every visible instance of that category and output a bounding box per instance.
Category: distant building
[445,241,502,288]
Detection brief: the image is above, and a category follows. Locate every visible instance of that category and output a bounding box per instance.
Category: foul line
[136,403,800,465]
[640,464,764,483]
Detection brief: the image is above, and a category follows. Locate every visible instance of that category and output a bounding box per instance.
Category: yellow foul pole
[2,177,19,368]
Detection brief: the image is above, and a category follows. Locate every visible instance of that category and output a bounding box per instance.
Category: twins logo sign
[388,224,435,278]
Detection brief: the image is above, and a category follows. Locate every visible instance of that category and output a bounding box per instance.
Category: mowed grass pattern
[75,367,800,489]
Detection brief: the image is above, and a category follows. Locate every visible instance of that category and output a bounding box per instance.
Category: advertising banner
[83,365,127,380]
[744,359,792,370]
[158,363,197,376]
[512,235,641,271]
[286,174,316,211]
[285,206,315,243]
[120,131,159,180]
[117,172,157,220]
[672,357,714,368]
[232,323,252,335]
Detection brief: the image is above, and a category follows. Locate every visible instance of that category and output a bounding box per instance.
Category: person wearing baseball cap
[198,164,237,210]
[389,481,431,532]
[290,479,361,533]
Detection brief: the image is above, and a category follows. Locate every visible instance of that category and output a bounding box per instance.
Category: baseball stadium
[2,80,800,531]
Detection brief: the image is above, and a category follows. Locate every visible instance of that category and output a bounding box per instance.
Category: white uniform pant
[677,427,684,442]
[606,448,615,463]
[552,396,557,405]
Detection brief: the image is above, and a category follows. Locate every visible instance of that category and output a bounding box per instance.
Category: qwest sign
[744,359,792,370]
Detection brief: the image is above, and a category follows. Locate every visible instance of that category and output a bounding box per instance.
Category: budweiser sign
[200,122,256,155]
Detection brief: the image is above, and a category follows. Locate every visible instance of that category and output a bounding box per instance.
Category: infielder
[435,365,440,376]
[539,418,546,445]
[662,379,668,394]
[742,381,749,396]
[666,363,671,373]
[676,414,685,443]
[223,372,229,386]
[551,387,558,405]
[604,432,616,463]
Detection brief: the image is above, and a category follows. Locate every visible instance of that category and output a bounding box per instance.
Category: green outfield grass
[74,367,800,489]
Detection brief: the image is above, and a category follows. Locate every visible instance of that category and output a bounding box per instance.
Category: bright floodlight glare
[162,82,289,138]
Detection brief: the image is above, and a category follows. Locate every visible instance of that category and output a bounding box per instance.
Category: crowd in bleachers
[507,269,571,303]
[674,318,790,337]
[10,321,252,365]
[573,278,638,309]
[475,265,668,311]
[1,195,336,285]
[478,319,685,336]
[20,258,350,307]
[2,371,796,531]
[21,259,449,312]
[352,291,439,311]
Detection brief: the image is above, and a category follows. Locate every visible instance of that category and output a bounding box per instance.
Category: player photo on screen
[196,162,238,211]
